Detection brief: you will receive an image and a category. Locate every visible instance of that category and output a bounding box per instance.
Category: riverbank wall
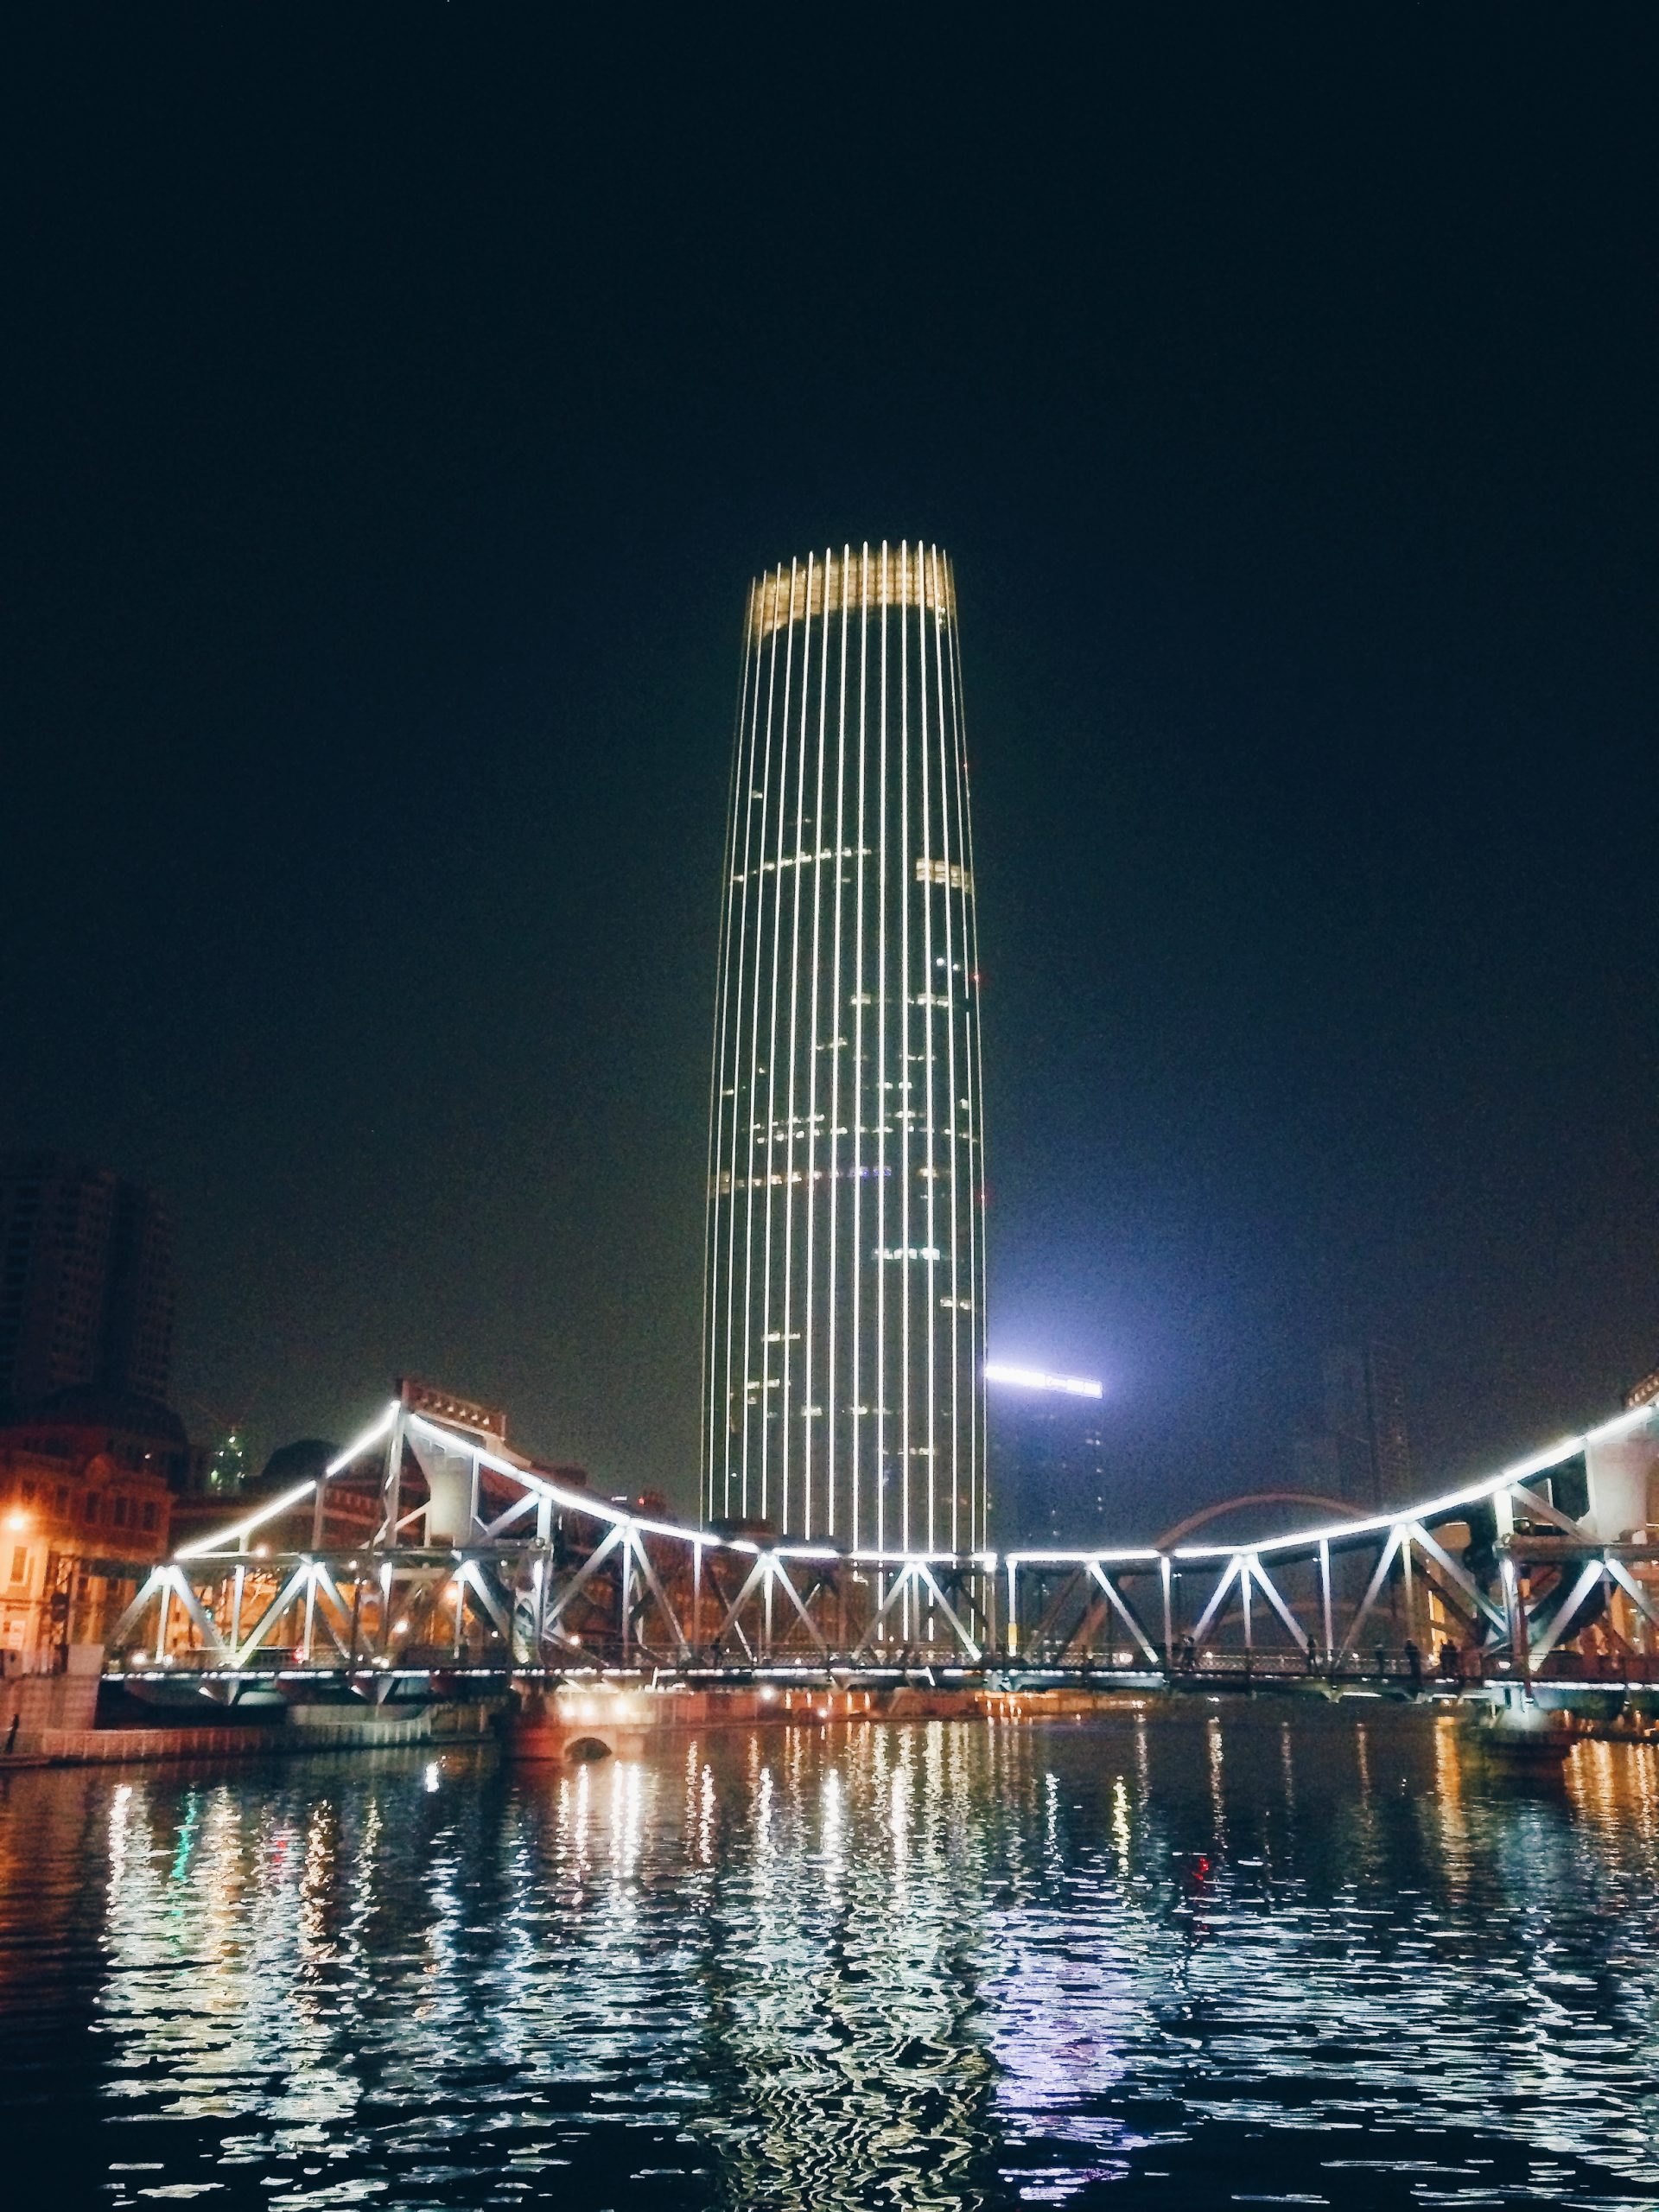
[5,1672,1655,1770]
[0,1696,500,1770]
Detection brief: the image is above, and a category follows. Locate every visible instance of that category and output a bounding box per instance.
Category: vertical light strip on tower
[702,543,986,1556]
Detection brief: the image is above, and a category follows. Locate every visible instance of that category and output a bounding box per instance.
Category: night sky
[6,10,1656,1531]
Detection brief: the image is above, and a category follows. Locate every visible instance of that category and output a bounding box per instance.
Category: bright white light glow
[984,1363,1103,1400]
[326,1402,399,1477]
[174,1479,317,1560]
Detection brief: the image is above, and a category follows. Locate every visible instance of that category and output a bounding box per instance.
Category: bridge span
[102,1389,1659,1718]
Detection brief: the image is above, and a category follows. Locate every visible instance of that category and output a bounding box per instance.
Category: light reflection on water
[1,1709,1657,2208]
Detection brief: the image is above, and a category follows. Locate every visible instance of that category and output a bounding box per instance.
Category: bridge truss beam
[107,1397,1659,1694]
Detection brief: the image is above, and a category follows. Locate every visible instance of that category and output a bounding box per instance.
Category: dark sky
[5,8,1656,1532]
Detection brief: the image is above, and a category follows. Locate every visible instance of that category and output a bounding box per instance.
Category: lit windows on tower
[702,543,987,1553]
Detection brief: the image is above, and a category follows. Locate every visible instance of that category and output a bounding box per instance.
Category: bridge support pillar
[502,1685,650,1764]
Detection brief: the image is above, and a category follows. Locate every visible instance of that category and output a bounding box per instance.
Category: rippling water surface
[2,1708,1657,2209]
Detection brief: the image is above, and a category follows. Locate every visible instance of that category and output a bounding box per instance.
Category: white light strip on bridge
[984,1363,1103,1399]
[174,1479,320,1560]
[280,1393,1656,1578]
[1006,1548,1161,1566]
[850,1548,998,1569]
[405,1414,630,1523]
[173,1402,399,1562]
[327,1401,399,1477]
[410,1413,1011,1570]
[1001,1404,1659,1569]
[405,1412,723,1548]
[1169,1402,1657,1563]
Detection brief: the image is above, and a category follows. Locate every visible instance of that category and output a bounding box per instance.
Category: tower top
[747,542,955,642]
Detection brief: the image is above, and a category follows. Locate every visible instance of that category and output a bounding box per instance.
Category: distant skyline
[5,11,1656,1533]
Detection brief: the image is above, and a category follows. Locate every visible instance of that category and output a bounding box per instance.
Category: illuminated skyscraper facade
[703,543,986,1554]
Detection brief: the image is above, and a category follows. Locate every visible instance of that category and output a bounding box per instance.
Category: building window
[141,1503,156,1532]
[83,1494,99,1525]
[7,1548,25,1585]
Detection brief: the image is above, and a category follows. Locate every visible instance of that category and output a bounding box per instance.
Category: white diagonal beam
[483,1492,539,1539]
[108,1570,166,1652]
[697,1554,757,1661]
[710,1553,770,1649]
[1190,1556,1243,1645]
[302,1568,353,1662]
[1407,1523,1507,1633]
[542,1524,624,1635]
[1245,1557,1310,1652]
[311,1561,360,1640]
[853,1563,918,1656]
[625,1533,692,1660]
[1529,1558,1605,1663]
[1338,1529,1403,1652]
[232,1563,312,1666]
[915,1562,981,1660]
[458,1561,512,1642]
[168,1567,229,1656]
[1509,1481,1587,1538]
[768,1556,832,1656]
[1087,1562,1161,1665]
[1030,1563,1090,1652]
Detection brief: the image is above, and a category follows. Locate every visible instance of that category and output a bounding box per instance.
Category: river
[1,1706,1656,2209]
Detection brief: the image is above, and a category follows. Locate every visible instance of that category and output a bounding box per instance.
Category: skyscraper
[0,1152,175,1411]
[702,544,986,1554]
[1291,1340,1412,1510]
[985,1365,1109,1549]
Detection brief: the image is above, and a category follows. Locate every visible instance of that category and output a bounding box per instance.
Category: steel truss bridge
[107,1395,1659,1700]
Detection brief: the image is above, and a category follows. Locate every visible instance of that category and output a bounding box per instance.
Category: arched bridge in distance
[106,1389,1659,1717]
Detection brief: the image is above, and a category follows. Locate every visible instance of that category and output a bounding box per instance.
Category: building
[1292,1341,1411,1511]
[0,1386,176,1659]
[0,1152,175,1410]
[702,544,987,1553]
[201,1427,251,1496]
[986,1365,1109,1550]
